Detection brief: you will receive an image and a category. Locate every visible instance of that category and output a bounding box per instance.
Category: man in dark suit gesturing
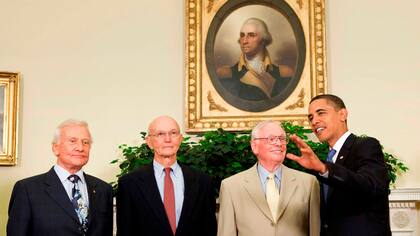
[286,94,391,236]
[7,119,113,236]
[116,115,217,236]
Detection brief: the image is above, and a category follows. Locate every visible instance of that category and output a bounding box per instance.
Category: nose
[75,141,85,151]
[310,115,320,129]
[163,133,172,142]
[241,36,248,44]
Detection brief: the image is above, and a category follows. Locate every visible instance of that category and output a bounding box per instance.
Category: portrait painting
[206,2,305,112]
[185,0,327,132]
[0,72,19,165]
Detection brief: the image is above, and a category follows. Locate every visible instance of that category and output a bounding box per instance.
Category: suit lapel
[43,168,80,224]
[177,165,199,234]
[335,133,355,166]
[134,164,173,234]
[276,165,297,222]
[242,164,273,221]
[327,133,355,199]
[85,174,97,228]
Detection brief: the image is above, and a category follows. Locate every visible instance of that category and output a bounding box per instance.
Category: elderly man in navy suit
[116,115,217,236]
[287,94,391,236]
[7,119,113,236]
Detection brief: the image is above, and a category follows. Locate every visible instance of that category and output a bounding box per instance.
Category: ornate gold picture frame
[0,72,20,165]
[185,0,326,132]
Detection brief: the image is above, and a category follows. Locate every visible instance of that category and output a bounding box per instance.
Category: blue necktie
[68,175,89,233]
[323,149,336,202]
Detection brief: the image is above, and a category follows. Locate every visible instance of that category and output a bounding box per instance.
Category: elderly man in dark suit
[7,119,113,236]
[287,94,391,236]
[116,115,217,236]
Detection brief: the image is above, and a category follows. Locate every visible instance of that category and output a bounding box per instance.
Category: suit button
[271,222,275,226]
[323,223,328,229]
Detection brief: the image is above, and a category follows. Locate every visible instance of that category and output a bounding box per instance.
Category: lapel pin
[339,156,344,160]
[93,189,96,194]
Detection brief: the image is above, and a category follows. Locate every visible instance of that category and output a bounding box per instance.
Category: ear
[52,143,59,156]
[339,108,348,122]
[250,140,258,156]
[146,136,153,150]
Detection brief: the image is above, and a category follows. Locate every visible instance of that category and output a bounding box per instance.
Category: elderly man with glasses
[217,120,320,236]
[116,115,217,236]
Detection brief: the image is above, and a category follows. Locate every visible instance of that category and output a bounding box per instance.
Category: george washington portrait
[206,1,306,112]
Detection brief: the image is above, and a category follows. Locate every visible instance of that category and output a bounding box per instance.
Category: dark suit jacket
[116,164,217,236]
[317,134,391,236]
[221,63,291,101]
[7,167,113,236]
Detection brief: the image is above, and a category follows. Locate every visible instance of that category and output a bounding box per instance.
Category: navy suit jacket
[7,167,113,236]
[221,63,291,101]
[116,164,217,236]
[318,134,391,236]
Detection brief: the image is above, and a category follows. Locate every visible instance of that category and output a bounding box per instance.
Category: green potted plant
[111,122,408,194]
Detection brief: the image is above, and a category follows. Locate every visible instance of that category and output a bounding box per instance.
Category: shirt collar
[331,130,352,154]
[238,49,273,72]
[153,160,181,178]
[54,164,86,184]
[257,163,282,182]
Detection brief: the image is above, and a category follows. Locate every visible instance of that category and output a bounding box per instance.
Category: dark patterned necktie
[323,149,336,202]
[68,174,89,233]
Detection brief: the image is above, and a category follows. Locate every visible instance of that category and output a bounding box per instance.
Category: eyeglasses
[253,135,288,145]
[149,130,180,139]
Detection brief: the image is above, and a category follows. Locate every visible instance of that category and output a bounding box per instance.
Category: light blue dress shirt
[153,160,185,226]
[257,163,282,194]
[54,164,89,207]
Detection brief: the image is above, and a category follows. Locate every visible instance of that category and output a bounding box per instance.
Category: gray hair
[52,119,91,144]
[251,120,282,139]
[240,18,273,47]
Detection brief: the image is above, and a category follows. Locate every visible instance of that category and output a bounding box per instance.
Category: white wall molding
[389,188,420,236]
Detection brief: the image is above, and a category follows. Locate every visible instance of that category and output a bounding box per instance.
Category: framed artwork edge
[185,0,327,133]
[0,72,20,166]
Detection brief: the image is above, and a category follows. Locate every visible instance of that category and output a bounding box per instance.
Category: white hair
[240,18,273,46]
[251,120,282,139]
[52,119,92,144]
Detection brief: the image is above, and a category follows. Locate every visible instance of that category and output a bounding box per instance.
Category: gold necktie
[266,173,279,221]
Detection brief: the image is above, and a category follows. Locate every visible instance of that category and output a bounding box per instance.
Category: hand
[286,134,327,173]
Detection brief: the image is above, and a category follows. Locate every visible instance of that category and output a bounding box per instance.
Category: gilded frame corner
[185,0,327,132]
[0,72,20,166]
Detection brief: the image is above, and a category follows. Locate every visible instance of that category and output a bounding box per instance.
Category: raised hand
[286,134,327,173]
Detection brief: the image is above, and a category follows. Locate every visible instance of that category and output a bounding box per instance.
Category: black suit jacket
[116,164,217,236]
[221,63,291,101]
[318,134,391,236]
[7,167,113,236]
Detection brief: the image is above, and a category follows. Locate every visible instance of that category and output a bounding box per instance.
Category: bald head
[148,115,180,134]
[146,115,183,167]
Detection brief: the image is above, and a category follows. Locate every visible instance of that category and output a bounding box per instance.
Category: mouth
[314,127,325,134]
[71,155,87,158]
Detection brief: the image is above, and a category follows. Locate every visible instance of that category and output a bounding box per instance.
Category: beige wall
[1,0,419,233]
